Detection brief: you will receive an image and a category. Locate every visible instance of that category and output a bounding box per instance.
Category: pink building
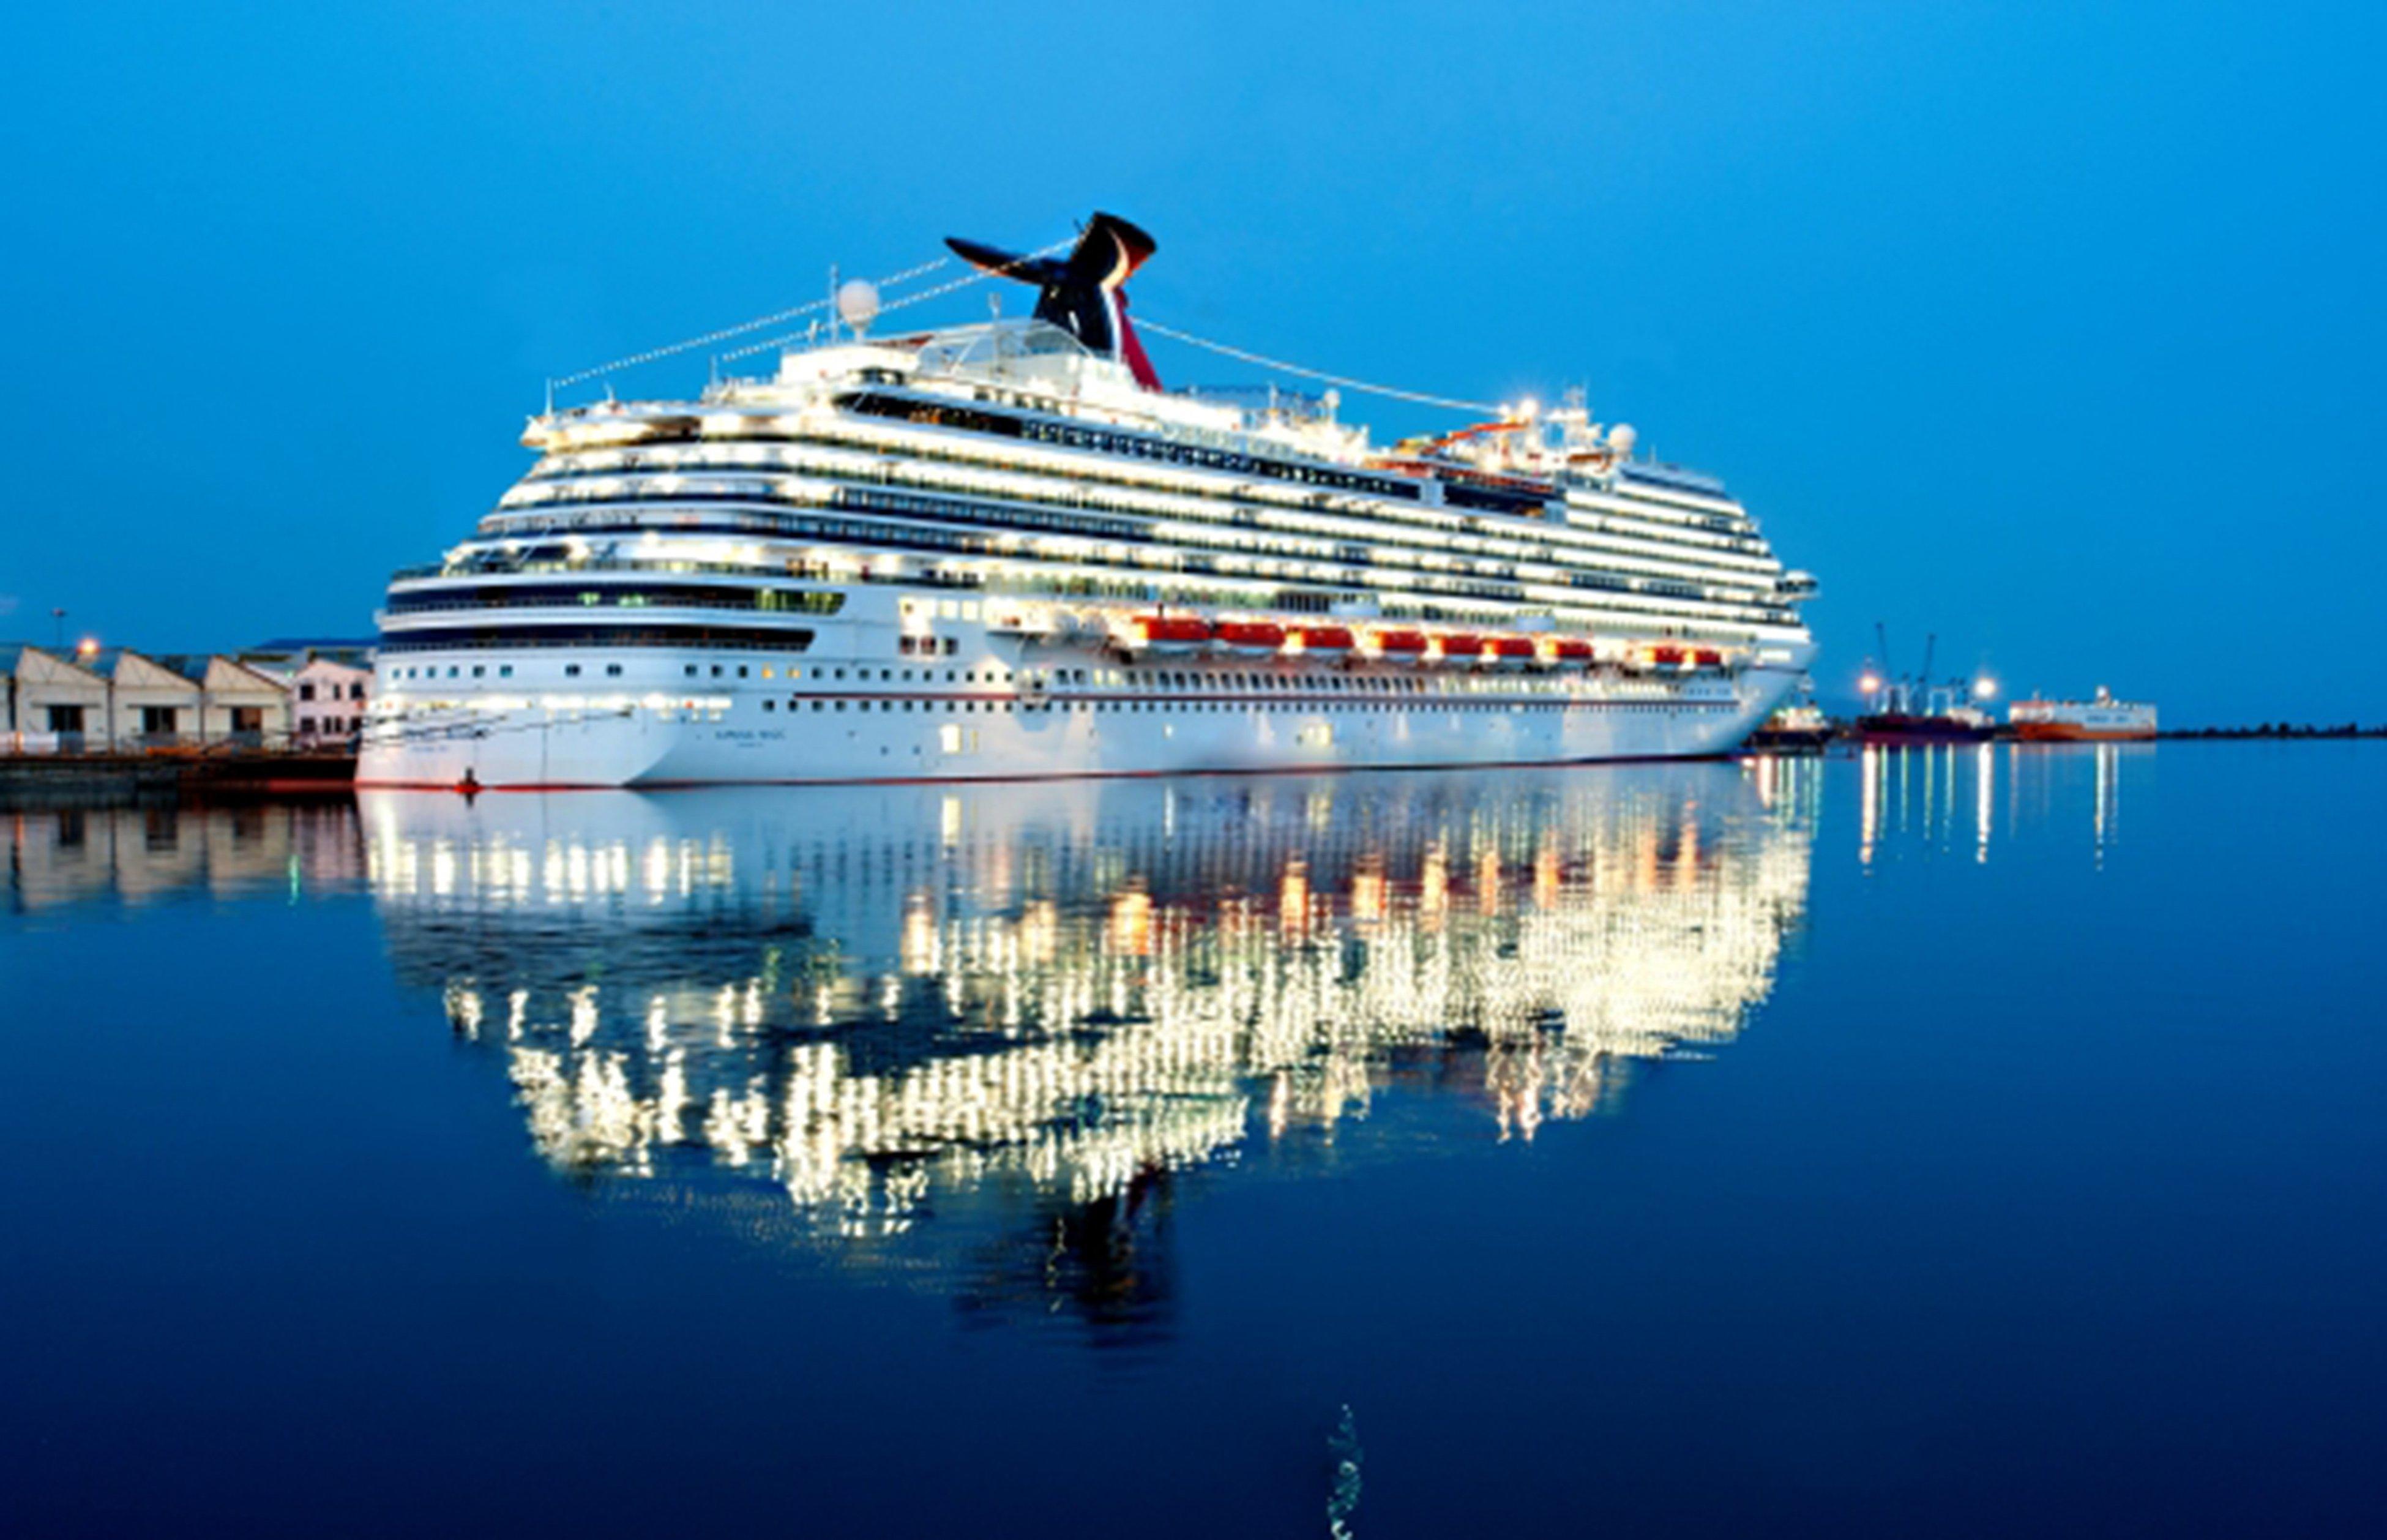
[289,658,372,747]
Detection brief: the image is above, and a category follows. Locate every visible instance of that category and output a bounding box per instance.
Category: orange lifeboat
[1692,647,1726,669]
[1485,637,1537,670]
[1290,625,1355,656]
[1542,637,1594,670]
[1432,633,1485,666]
[1648,644,1688,668]
[1212,620,1288,657]
[1370,629,1430,664]
[1128,615,1213,655]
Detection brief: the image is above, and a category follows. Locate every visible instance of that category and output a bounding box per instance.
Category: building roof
[7,645,108,685]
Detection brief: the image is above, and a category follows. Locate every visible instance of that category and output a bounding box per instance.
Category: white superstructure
[361,214,1817,788]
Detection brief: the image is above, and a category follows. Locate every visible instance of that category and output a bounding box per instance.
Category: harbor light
[1858,672,1881,695]
[1973,677,1999,700]
[76,636,100,659]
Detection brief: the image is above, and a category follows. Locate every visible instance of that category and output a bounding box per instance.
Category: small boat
[1746,686,1834,752]
[1485,637,1537,670]
[1289,625,1356,656]
[1126,615,1212,655]
[1542,637,1594,670]
[1211,620,1288,657]
[1370,629,1430,664]
[1432,634,1484,666]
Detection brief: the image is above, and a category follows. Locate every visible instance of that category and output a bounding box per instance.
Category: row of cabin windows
[531,432,1770,571]
[510,477,1778,614]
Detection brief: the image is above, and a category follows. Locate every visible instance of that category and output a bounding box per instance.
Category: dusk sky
[6,1,2380,724]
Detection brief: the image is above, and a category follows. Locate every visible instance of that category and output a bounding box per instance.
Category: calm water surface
[5,746,2383,1537]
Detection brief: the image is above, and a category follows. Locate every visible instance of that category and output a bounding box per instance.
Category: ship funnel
[946,212,1162,389]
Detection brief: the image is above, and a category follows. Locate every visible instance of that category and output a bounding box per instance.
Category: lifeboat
[1542,637,1595,670]
[1369,629,1430,665]
[1126,614,1213,655]
[1692,647,1726,670]
[1289,625,1355,656]
[1431,633,1484,666]
[1212,620,1288,657]
[1485,637,1537,670]
[1648,644,1688,669]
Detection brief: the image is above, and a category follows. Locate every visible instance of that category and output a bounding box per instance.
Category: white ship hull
[361,605,1809,789]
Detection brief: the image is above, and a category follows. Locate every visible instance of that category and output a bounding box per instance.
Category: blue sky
[4,1,2380,723]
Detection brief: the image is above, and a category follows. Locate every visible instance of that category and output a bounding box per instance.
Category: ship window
[711,665,723,677]
[763,700,775,712]
[564,665,580,678]
[606,664,622,677]
[685,665,697,676]
[736,665,748,678]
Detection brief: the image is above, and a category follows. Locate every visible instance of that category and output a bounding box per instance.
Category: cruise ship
[360,213,1819,788]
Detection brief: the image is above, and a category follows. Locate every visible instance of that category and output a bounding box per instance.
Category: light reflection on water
[0,749,2145,1336]
[13,743,2377,1538]
[357,764,1821,1331]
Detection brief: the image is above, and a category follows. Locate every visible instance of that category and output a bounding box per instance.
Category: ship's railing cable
[1132,316,1499,415]
[548,253,955,392]
[714,237,1075,365]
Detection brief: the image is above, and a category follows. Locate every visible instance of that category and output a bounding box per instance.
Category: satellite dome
[1607,423,1638,457]
[835,278,881,335]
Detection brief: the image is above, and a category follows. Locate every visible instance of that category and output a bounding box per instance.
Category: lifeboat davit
[1212,620,1288,657]
[1127,615,1213,655]
[1432,634,1484,666]
[1370,629,1430,664]
[1290,625,1355,656]
[1485,637,1537,670]
[1543,637,1594,670]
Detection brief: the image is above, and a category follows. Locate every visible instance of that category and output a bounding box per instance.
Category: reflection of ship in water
[363,765,1817,1332]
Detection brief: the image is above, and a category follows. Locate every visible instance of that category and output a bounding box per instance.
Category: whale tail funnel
[946,212,1162,389]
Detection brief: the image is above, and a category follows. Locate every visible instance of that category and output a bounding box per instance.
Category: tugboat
[1746,679,1835,752]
